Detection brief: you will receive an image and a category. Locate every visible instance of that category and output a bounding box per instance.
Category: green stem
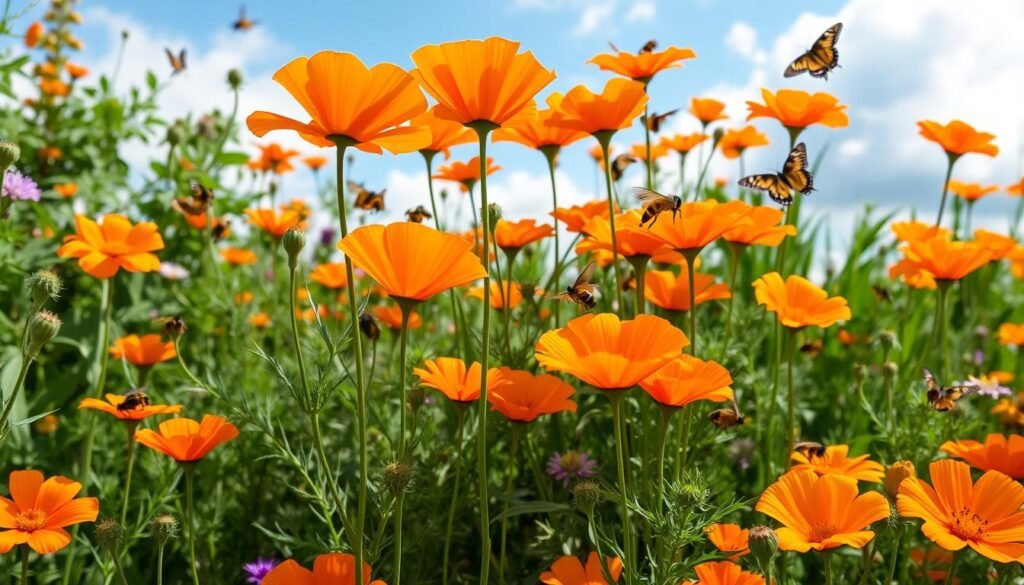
[595,131,625,310]
[157,542,165,585]
[111,551,130,585]
[678,406,693,473]
[185,466,200,585]
[694,135,716,197]
[683,249,700,355]
[422,151,442,230]
[20,546,27,585]
[0,356,31,436]
[502,250,517,360]
[719,243,743,362]
[935,154,959,229]
[498,425,523,584]
[643,106,654,189]
[542,146,562,327]
[936,282,951,382]
[119,422,139,526]
[857,541,874,585]
[678,152,687,200]
[289,265,313,411]
[628,256,649,317]
[392,301,414,585]
[204,87,239,176]
[443,408,467,585]
[608,391,635,585]
[786,329,798,454]
[655,408,672,515]
[944,551,961,585]
[824,552,833,585]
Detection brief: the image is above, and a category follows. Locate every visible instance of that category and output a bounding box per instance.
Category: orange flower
[63,62,87,79]
[753,272,851,329]
[220,247,257,266]
[372,304,421,330]
[25,21,43,48]
[338,222,486,301]
[492,92,590,150]
[303,155,328,170]
[235,291,254,304]
[0,470,99,554]
[410,104,476,158]
[261,553,387,585]
[690,98,727,125]
[247,51,429,152]
[724,206,795,247]
[718,126,769,159]
[891,220,951,243]
[540,552,623,585]
[54,183,77,198]
[683,561,764,585]
[552,200,614,234]
[310,262,349,289]
[588,45,697,82]
[109,334,176,366]
[250,312,271,328]
[280,198,312,221]
[889,258,938,290]
[535,313,688,390]
[898,459,1024,563]
[1008,178,1024,196]
[909,547,957,584]
[789,444,884,483]
[247,143,300,174]
[918,120,999,157]
[39,78,69,97]
[413,357,506,403]
[941,434,1024,480]
[648,199,752,252]
[488,367,577,423]
[630,140,670,162]
[897,236,993,282]
[577,211,678,261]
[999,323,1024,346]
[246,208,301,238]
[549,78,649,135]
[972,229,1017,260]
[135,415,239,463]
[661,132,708,154]
[756,470,889,552]
[495,219,553,250]
[57,214,163,279]
[467,280,524,309]
[946,180,998,202]
[433,156,501,191]
[705,524,750,559]
[639,354,732,408]
[79,393,182,421]
[644,268,730,312]
[746,88,849,130]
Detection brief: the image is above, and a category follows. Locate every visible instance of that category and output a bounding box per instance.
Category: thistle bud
[884,460,915,501]
[380,461,413,495]
[748,525,779,570]
[94,518,124,553]
[227,68,244,90]
[0,140,20,174]
[283,228,305,269]
[878,330,897,351]
[151,513,179,545]
[853,363,868,384]
[882,361,898,378]
[486,203,502,233]
[572,480,601,512]
[25,269,61,309]
[25,311,61,358]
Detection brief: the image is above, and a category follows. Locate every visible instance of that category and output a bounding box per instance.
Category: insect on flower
[633,187,682,228]
[548,261,599,310]
[116,389,151,412]
[923,368,979,411]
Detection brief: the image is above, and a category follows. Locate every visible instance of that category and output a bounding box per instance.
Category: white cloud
[837,138,868,158]
[626,0,656,23]
[513,0,657,37]
[725,21,765,64]
[574,1,617,37]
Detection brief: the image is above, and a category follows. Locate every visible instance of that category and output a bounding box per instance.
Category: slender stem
[628,257,648,317]
[498,425,523,584]
[204,87,239,175]
[824,552,833,585]
[857,541,874,585]
[596,132,625,310]
[502,251,517,360]
[443,409,467,585]
[310,414,351,533]
[468,184,480,256]
[678,406,693,473]
[185,467,200,585]
[694,136,716,197]
[935,155,958,228]
[936,283,951,381]
[119,422,139,526]
[157,542,165,585]
[786,329,798,453]
[608,392,634,585]
[683,249,700,355]
[965,200,974,238]
[20,546,28,585]
[678,153,687,200]
[655,408,672,515]
[422,151,442,230]
[392,302,413,585]
[543,147,562,327]
[944,551,961,585]
[111,552,130,585]
[289,265,312,411]
[0,357,31,436]
[643,106,654,189]
[719,243,742,362]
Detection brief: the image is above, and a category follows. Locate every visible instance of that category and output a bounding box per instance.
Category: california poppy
[639,354,733,409]
[683,561,764,585]
[588,45,696,83]
[0,470,99,554]
[753,272,851,329]
[372,304,421,331]
[433,156,501,192]
[718,126,770,159]
[644,267,730,312]
[630,140,670,163]
[310,262,349,289]
[109,334,176,366]
[577,211,679,262]
[495,219,553,251]
[245,208,301,238]
[247,51,429,153]
[789,444,884,483]
[247,143,299,174]
[548,78,649,135]
[79,394,182,421]
[746,88,849,132]
[940,434,1024,479]
[261,553,387,585]
[411,105,476,159]
[705,524,750,559]
[690,98,728,126]
[56,214,164,279]
[648,199,753,253]
[998,323,1024,346]
[891,220,951,243]
[466,280,525,310]
[662,132,709,155]
[723,206,796,247]
[54,183,77,198]
[918,120,999,158]
[24,21,43,48]
[303,155,328,171]
[220,247,257,266]
[947,180,998,202]
[492,92,590,151]
[972,229,1017,260]
[412,357,506,403]
[540,552,623,585]
[487,367,577,423]
[552,200,615,234]
[135,415,239,462]
[896,235,993,282]
[756,470,889,552]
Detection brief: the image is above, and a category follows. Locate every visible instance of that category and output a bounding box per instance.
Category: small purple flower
[319,226,337,247]
[960,375,1012,399]
[546,450,597,488]
[2,170,41,201]
[973,350,985,366]
[243,557,277,584]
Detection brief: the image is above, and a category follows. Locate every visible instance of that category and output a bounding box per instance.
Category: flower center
[560,451,583,473]
[806,521,839,543]
[15,509,47,532]
[950,507,988,541]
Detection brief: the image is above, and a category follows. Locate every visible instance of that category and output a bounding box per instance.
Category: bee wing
[545,292,574,303]
[633,186,671,204]
[574,261,597,288]
[607,40,620,53]
[346,181,366,195]
[575,283,599,295]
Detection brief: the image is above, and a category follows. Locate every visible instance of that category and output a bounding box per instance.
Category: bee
[639,39,658,53]
[211,218,231,240]
[548,261,599,310]
[709,401,746,430]
[621,272,637,292]
[157,315,187,339]
[347,181,386,213]
[173,180,214,217]
[784,23,842,80]
[610,154,637,182]
[645,109,679,133]
[633,187,682,228]
[116,389,150,412]
[359,313,380,342]
[792,441,827,458]
[165,47,186,75]
[871,284,892,303]
[799,338,824,357]
[232,6,258,31]
[924,368,979,412]
[405,205,433,224]
[739,143,814,206]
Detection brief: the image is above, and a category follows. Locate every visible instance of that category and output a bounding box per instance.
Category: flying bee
[211,218,231,240]
[792,441,827,458]
[548,261,599,310]
[639,39,658,53]
[165,47,186,75]
[116,389,150,412]
[232,5,258,31]
[799,338,824,357]
[923,368,979,412]
[359,312,380,342]
[173,180,214,217]
[610,154,637,182]
[871,284,892,303]
[645,109,679,133]
[709,401,746,430]
[156,315,187,339]
[405,205,433,224]
[621,271,637,292]
[633,187,682,228]
[347,181,386,212]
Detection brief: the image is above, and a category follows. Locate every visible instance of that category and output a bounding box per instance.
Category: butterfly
[709,401,746,430]
[232,6,258,31]
[548,261,599,310]
[405,205,433,224]
[785,23,843,79]
[347,181,386,212]
[610,154,638,182]
[173,180,214,217]
[738,142,814,206]
[645,109,679,133]
[165,48,186,75]
[792,441,826,458]
[115,389,151,412]
[923,368,979,412]
[633,187,682,228]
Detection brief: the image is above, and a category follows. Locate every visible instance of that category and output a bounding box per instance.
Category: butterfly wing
[781,143,814,195]
[739,174,793,205]
[784,23,842,78]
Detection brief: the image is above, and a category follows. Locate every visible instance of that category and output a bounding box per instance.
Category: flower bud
[486,203,502,233]
[853,363,867,384]
[151,513,179,545]
[748,525,779,570]
[25,269,61,309]
[94,518,124,553]
[26,311,61,358]
[380,461,413,495]
[572,480,601,512]
[0,140,21,174]
[878,330,897,351]
[227,68,244,90]
[407,385,426,412]
[166,122,184,147]
[882,361,898,378]
[283,228,306,269]
[712,127,726,145]
[884,460,915,501]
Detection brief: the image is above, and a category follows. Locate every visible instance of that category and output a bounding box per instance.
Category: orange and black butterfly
[792,441,826,458]
[709,401,746,430]
[923,368,979,412]
[633,187,682,228]
[645,109,679,133]
[639,39,657,53]
[548,261,599,310]
[232,6,258,31]
[405,205,432,224]
[165,48,186,75]
[785,23,842,80]
[610,154,637,182]
[347,181,386,213]
[738,142,814,206]
[173,180,214,217]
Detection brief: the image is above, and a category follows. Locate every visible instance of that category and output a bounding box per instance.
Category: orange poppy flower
[135,415,239,463]
[941,434,1024,480]
[889,258,938,290]
[577,211,679,262]
[535,313,688,390]
[371,304,422,330]
[648,199,752,252]
[488,367,577,423]
[250,312,271,328]
[724,206,796,247]
[644,268,731,312]
[220,247,257,266]
[630,140,670,162]
[39,78,69,97]
[746,88,849,130]
[999,323,1024,346]
[0,470,99,554]
[690,98,728,125]
[56,214,163,279]
[753,272,851,329]
[1008,178,1024,196]
[410,105,476,158]
[890,220,951,243]
[248,51,428,152]
[718,126,769,159]
[789,444,884,483]
[492,92,590,150]
[467,280,524,310]
[495,219,554,250]
[909,547,957,584]
[79,394,182,421]
[972,229,1017,260]
[261,552,386,585]
[540,552,623,585]
[947,180,998,202]
[705,524,750,559]
[109,334,176,366]
[588,45,696,82]
[413,357,506,403]
[549,78,649,135]
[898,459,1024,563]
[552,200,615,234]
[682,561,765,585]
[245,208,301,238]
[338,222,486,301]
[25,21,43,48]
[53,183,77,198]
[65,63,88,79]
[897,236,993,282]
[247,143,299,174]
[917,120,999,157]
[309,262,348,289]
[303,155,328,170]
[662,132,708,154]
[433,156,501,191]
[756,470,889,552]
[280,198,312,221]
[639,354,732,408]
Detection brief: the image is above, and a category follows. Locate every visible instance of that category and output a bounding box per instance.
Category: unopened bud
[853,363,868,383]
[712,127,725,145]
[283,228,305,269]
[486,203,502,233]
[380,461,413,495]
[878,330,897,351]
[748,525,779,570]
[572,480,601,511]
[884,460,915,501]
[151,514,179,545]
[227,68,243,90]
[166,122,184,147]
[94,518,124,553]
[0,140,20,174]
[882,361,898,378]
[26,311,61,358]
[25,269,62,309]
[407,385,426,412]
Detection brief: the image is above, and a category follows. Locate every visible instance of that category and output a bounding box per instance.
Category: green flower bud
[882,361,898,378]
[166,122,184,147]
[572,480,601,512]
[486,203,502,233]
[712,127,726,145]
[380,461,413,495]
[283,228,306,269]
[227,68,243,90]
[878,330,898,351]
[94,518,124,553]
[407,385,426,413]
[151,513,179,545]
[0,140,21,174]
[26,311,61,358]
[25,269,62,309]
[853,363,868,383]
[748,525,779,570]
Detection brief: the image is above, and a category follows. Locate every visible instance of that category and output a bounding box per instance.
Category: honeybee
[116,389,150,412]
[548,262,599,310]
[405,205,433,224]
[633,187,682,228]
[924,368,979,412]
[639,39,658,53]
[232,6,258,31]
[621,271,637,292]
[610,154,638,182]
[792,441,826,458]
[799,339,824,357]
[359,313,380,342]
[157,315,187,339]
[645,109,679,133]
[347,181,386,212]
[709,401,746,430]
[173,180,214,217]
[165,48,186,75]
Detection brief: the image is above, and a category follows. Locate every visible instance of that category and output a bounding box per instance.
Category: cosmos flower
[309,262,349,289]
[643,267,731,312]
[494,219,554,251]
[552,200,616,234]
[244,557,278,584]
[549,78,649,135]
[247,143,300,174]
[56,215,164,279]
[541,552,622,585]
[723,206,795,247]
[896,236,992,283]
[432,156,501,192]
[245,208,302,238]
[661,132,709,154]
[647,199,752,253]
[946,180,998,202]
[492,92,590,150]
[546,451,598,487]
[956,374,1012,399]
[998,323,1024,346]
[410,105,476,158]
[220,247,257,266]
[682,561,765,585]
[2,170,41,201]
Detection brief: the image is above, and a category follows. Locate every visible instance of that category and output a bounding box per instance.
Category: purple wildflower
[319,226,337,247]
[243,557,277,584]
[2,170,41,201]
[960,375,1012,399]
[546,450,597,488]
[973,350,985,366]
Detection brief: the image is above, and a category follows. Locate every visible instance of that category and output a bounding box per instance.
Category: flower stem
[119,421,139,526]
[935,154,958,228]
[679,153,687,200]
[824,552,833,585]
[542,146,562,327]
[643,106,654,190]
[111,551,130,585]
[184,465,200,585]
[719,243,742,362]
[935,282,952,381]
[655,407,672,515]
[595,131,625,311]
[20,546,28,585]
[627,256,649,317]
[392,301,414,585]
[443,408,467,585]
[786,329,798,455]
[683,249,700,355]
[944,551,961,585]
[498,425,523,584]
[0,356,31,438]
[608,391,634,585]
[157,541,165,585]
